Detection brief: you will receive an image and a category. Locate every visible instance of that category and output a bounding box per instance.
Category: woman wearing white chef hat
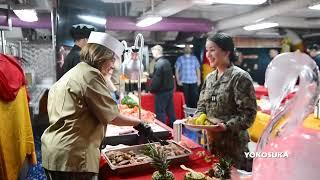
[41,32,153,180]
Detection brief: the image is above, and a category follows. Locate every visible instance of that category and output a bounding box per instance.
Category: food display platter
[102,140,191,174]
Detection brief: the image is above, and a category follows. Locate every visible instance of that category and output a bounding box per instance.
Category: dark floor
[26,121,48,180]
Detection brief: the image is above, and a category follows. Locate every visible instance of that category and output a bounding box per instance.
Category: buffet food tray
[103,140,191,174]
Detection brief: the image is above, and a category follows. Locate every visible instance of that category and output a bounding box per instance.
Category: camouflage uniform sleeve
[195,79,207,117]
[225,74,257,132]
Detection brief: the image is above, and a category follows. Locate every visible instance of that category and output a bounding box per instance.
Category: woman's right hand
[133,122,153,137]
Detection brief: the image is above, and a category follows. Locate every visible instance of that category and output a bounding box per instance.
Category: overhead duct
[106,17,212,32]
[0,9,211,32]
[215,0,314,31]
[0,9,51,29]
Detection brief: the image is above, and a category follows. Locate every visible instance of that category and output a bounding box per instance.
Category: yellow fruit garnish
[204,120,211,125]
[196,114,207,125]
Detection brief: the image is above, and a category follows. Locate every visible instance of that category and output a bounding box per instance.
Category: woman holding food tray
[194,33,257,172]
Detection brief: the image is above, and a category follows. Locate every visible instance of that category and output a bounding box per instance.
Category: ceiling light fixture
[78,15,106,25]
[243,22,279,31]
[136,15,162,27]
[136,0,162,27]
[175,44,194,48]
[13,9,38,22]
[308,4,320,10]
[193,0,267,5]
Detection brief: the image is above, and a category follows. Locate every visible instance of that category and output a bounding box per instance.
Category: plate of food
[182,114,223,131]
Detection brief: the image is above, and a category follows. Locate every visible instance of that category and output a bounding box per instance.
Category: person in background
[269,48,279,60]
[175,44,201,108]
[196,33,257,172]
[148,55,156,77]
[150,45,176,127]
[62,24,96,75]
[41,32,154,180]
[308,44,320,68]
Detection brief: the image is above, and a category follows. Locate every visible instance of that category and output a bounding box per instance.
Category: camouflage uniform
[195,65,257,170]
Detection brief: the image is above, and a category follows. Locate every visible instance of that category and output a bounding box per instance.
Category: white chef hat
[87,32,124,59]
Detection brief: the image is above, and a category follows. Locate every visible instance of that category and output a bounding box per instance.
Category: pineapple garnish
[143,143,175,180]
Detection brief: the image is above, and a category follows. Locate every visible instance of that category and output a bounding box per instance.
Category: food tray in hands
[182,118,221,131]
[102,140,192,174]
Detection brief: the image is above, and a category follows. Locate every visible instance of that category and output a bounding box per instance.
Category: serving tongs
[145,133,169,146]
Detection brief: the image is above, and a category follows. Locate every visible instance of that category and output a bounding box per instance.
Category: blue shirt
[175,55,200,84]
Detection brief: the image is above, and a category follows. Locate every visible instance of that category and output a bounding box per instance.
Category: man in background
[62,24,96,75]
[175,45,201,108]
[149,45,176,127]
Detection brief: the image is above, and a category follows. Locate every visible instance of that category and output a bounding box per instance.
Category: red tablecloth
[255,85,295,101]
[140,91,185,120]
[255,86,268,99]
[99,120,214,180]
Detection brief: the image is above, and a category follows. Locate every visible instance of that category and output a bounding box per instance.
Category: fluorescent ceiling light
[78,15,106,25]
[136,15,162,27]
[176,44,194,48]
[243,22,279,31]
[13,9,38,22]
[193,0,267,5]
[309,4,320,10]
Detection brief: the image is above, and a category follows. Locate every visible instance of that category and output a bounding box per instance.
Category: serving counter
[99,120,215,180]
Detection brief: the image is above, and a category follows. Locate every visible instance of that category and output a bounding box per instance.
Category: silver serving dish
[103,140,192,174]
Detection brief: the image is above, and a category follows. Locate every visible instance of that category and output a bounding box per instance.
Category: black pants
[182,83,199,108]
[44,169,98,180]
[155,90,176,127]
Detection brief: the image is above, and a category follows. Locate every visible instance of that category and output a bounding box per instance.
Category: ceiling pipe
[106,16,212,32]
[0,9,51,29]
[215,0,314,31]
[0,8,211,32]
